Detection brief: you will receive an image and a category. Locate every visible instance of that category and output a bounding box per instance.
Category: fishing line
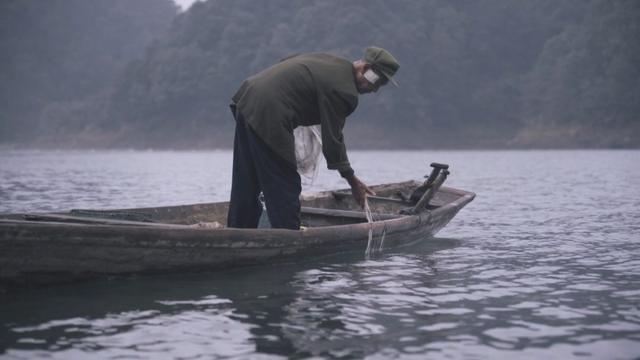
[364,197,374,257]
[364,197,387,257]
[379,223,387,251]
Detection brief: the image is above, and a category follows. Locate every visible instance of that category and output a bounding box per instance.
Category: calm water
[1,150,639,359]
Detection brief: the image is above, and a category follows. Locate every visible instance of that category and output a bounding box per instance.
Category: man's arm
[319,94,352,174]
[317,88,373,207]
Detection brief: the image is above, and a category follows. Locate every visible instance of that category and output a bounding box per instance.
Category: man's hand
[345,174,376,208]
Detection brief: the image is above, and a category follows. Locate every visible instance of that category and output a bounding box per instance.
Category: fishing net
[293,125,386,256]
[294,125,322,184]
[364,197,387,258]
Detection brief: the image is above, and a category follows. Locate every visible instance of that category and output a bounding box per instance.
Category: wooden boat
[0,164,474,284]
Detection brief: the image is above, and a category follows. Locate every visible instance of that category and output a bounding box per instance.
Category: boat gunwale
[0,183,476,250]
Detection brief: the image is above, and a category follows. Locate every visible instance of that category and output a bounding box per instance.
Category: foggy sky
[173,0,199,11]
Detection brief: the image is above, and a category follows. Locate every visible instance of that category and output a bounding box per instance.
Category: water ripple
[1,150,640,359]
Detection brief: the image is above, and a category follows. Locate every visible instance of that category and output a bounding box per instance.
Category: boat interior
[3,161,461,229]
[3,181,464,229]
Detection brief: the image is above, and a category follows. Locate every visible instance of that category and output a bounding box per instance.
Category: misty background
[1,0,638,150]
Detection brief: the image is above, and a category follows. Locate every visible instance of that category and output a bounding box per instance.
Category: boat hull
[0,183,475,284]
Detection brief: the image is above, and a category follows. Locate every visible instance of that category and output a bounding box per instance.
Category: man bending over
[228,46,400,230]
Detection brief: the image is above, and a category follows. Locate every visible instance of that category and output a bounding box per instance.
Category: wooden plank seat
[300,207,403,221]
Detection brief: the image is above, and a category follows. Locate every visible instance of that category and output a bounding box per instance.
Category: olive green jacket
[232,53,358,176]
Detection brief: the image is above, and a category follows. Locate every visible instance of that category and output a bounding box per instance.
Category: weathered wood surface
[22,213,190,228]
[0,181,475,284]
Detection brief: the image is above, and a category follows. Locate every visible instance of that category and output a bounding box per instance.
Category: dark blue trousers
[227,107,301,230]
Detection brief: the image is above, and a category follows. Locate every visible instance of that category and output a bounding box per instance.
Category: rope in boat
[364,197,387,258]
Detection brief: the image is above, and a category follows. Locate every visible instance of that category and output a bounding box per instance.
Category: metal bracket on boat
[400,162,449,215]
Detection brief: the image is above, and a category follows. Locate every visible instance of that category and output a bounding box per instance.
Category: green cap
[364,46,400,86]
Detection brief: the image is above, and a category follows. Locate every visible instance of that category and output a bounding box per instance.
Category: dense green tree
[1,0,637,148]
[518,0,640,147]
[0,0,177,142]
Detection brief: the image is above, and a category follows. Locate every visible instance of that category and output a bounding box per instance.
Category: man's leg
[226,116,262,228]
[245,127,301,230]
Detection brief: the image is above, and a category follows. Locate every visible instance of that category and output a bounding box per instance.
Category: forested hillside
[0,0,178,143]
[1,0,638,149]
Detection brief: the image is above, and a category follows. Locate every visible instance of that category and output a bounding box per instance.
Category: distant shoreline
[2,144,638,152]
